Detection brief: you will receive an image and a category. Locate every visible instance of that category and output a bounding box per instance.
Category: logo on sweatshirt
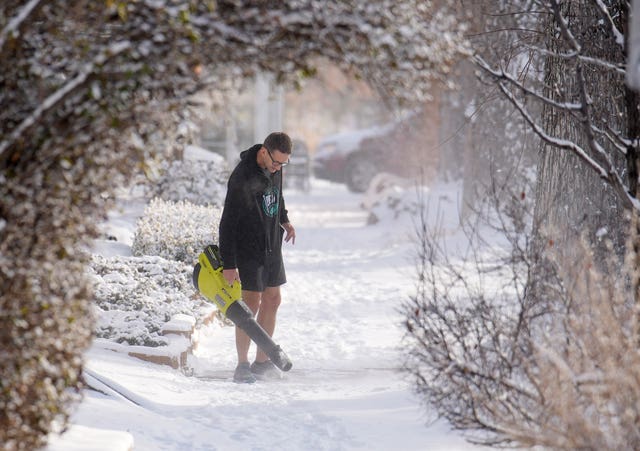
[262,186,279,217]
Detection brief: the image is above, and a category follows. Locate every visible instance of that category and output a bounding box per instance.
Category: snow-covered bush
[403,177,541,445]
[152,150,228,207]
[131,198,222,263]
[90,255,213,347]
[403,174,640,448]
[361,173,419,225]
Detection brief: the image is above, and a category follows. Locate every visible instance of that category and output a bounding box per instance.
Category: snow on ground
[47,178,482,451]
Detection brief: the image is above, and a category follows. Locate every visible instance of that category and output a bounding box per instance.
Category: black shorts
[237,253,287,292]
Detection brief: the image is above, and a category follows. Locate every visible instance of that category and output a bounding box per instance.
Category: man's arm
[282,222,296,244]
[279,194,295,244]
[218,174,242,270]
[222,268,240,285]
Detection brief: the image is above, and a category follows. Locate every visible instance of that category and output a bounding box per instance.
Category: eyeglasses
[266,148,289,167]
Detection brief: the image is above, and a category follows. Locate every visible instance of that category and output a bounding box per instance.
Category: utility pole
[254,73,283,142]
[224,103,238,166]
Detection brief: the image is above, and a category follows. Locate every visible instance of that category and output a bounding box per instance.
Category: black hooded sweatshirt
[218,144,289,270]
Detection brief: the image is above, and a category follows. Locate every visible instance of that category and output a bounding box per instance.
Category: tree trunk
[533,1,630,256]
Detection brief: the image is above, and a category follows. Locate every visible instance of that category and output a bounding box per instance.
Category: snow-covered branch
[495,75,637,211]
[474,1,638,212]
[527,45,626,75]
[473,55,583,112]
[489,72,604,177]
[593,0,625,48]
[549,0,581,52]
[0,40,131,160]
[0,0,43,55]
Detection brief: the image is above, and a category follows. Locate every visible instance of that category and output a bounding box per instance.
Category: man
[218,132,296,383]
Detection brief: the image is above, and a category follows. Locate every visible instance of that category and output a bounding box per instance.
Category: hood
[239,144,263,164]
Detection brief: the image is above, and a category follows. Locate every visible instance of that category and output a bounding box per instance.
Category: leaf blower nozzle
[192,245,292,372]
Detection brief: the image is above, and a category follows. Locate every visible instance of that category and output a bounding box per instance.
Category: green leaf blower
[192,244,292,372]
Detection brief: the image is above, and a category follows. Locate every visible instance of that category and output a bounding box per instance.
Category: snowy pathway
[57,180,478,451]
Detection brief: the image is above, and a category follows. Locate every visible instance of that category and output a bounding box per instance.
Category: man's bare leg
[236,290,261,363]
[255,286,281,363]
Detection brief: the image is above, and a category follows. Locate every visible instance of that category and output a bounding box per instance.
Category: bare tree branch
[0,40,131,161]
[474,53,639,212]
[527,45,626,74]
[0,0,43,55]
[592,0,626,48]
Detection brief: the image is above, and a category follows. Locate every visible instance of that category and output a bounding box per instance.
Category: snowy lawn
[47,178,482,451]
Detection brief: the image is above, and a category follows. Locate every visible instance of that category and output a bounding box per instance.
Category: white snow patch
[183,144,226,162]
[162,314,196,334]
[46,425,133,451]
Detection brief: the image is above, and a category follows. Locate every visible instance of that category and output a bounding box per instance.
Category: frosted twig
[0,0,43,54]
[0,41,131,159]
[474,55,582,112]
[593,0,625,48]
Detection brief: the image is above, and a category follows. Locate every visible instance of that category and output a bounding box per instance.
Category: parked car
[284,139,311,192]
[313,124,392,192]
[313,112,433,192]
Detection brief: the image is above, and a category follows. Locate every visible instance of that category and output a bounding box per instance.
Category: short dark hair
[263,132,292,155]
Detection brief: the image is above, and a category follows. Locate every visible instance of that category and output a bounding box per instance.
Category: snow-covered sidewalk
[48,179,478,450]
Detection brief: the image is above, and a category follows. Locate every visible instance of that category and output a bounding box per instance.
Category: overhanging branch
[478,60,638,212]
[0,0,44,56]
[0,41,131,162]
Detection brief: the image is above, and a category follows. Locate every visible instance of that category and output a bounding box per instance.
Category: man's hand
[282,222,296,245]
[222,268,239,286]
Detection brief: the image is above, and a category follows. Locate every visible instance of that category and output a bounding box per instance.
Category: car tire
[345,154,378,193]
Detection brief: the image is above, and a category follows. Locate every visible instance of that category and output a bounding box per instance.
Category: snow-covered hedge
[152,151,228,207]
[90,255,214,347]
[362,173,420,225]
[131,198,222,263]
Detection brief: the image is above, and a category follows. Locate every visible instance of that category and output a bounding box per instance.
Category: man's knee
[241,291,261,314]
[261,289,281,310]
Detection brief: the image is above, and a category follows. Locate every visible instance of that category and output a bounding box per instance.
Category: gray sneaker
[233,362,256,384]
[250,360,282,380]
